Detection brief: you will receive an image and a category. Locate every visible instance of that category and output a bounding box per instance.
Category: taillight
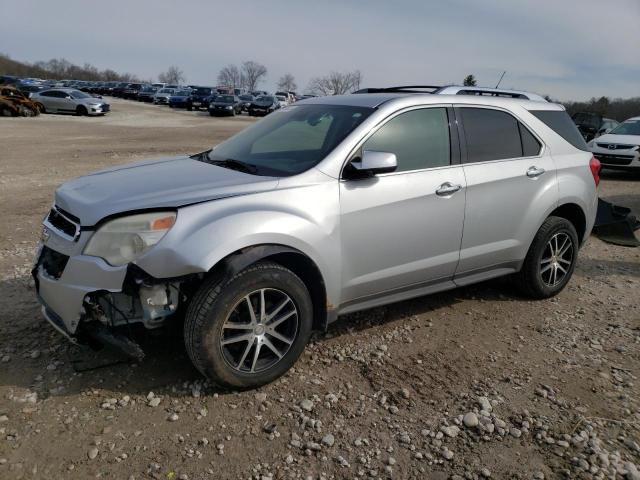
[589,156,601,187]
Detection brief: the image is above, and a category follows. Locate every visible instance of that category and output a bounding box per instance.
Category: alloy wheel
[540,232,574,287]
[220,288,299,373]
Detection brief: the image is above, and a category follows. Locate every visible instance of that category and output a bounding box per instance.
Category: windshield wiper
[207,158,258,174]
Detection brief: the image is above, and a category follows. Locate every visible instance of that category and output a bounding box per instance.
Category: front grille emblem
[608,144,616,150]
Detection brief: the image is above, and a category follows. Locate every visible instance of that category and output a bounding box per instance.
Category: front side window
[362,108,450,172]
[204,105,372,176]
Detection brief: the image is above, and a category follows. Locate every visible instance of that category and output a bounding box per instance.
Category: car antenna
[495,71,506,88]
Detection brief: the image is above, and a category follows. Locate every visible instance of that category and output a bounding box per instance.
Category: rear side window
[531,110,589,151]
[519,123,542,157]
[460,108,522,162]
[460,108,541,162]
[363,107,450,172]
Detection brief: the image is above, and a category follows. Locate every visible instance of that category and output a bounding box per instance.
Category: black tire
[515,216,578,299]
[36,103,46,113]
[76,105,88,116]
[184,261,313,389]
[187,106,192,111]
[209,111,215,117]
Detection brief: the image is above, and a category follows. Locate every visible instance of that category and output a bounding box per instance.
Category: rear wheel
[76,105,88,116]
[184,262,313,389]
[515,216,578,299]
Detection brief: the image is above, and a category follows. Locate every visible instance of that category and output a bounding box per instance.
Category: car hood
[593,133,640,145]
[251,101,273,107]
[55,156,279,226]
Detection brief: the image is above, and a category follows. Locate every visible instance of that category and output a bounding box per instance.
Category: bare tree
[241,61,267,92]
[463,74,477,86]
[217,64,243,89]
[158,66,185,85]
[277,73,297,92]
[307,70,362,96]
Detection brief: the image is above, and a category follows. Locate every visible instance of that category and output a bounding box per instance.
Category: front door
[339,106,466,303]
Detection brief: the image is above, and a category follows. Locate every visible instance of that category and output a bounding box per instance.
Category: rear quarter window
[531,110,589,151]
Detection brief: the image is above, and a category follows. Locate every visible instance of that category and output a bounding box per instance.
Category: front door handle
[526,166,546,178]
[436,182,462,196]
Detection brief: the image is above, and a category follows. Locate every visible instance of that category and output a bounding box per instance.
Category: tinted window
[363,108,450,172]
[461,108,522,163]
[519,123,541,157]
[531,110,589,151]
[40,91,57,97]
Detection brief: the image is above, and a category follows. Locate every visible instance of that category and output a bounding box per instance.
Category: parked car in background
[31,88,110,116]
[16,83,46,97]
[168,90,193,108]
[122,83,145,100]
[0,86,41,116]
[588,116,640,171]
[208,94,242,116]
[251,90,268,98]
[187,87,214,111]
[111,82,130,97]
[152,83,166,90]
[137,86,158,102]
[238,94,255,112]
[248,95,280,116]
[572,112,619,142]
[153,88,177,105]
[275,95,289,107]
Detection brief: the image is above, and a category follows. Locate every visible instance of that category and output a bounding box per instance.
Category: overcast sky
[2,0,639,100]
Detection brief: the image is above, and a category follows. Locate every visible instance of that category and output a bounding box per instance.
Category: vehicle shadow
[0,273,522,400]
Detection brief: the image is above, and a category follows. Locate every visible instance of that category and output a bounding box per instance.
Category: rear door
[339,106,466,302]
[454,106,557,282]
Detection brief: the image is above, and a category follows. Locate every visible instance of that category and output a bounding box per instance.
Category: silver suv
[33,91,600,388]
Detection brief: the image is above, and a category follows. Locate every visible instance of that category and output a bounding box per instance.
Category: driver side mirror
[349,150,398,177]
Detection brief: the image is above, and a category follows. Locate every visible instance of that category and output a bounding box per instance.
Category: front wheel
[184,262,313,389]
[515,216,578,299]
[76,105,88,116]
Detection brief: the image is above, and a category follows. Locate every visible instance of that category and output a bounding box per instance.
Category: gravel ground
[0,99,638,480]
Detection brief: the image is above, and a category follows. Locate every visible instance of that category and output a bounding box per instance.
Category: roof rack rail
[353,85,442,94]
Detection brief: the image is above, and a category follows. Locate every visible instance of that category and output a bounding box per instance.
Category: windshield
[217,95,234,102]
[239,95,253,101]
[175,90,191,96]
[159,89,174,94]
[194,88,211,95]
[609,119,640,136]
[70,90,90,99]
[203,104,372,176]
[256,96,274,102]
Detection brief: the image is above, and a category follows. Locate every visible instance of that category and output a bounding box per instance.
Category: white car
[275,95,288,107]
[588,117,640,171]
[153,88,177,105]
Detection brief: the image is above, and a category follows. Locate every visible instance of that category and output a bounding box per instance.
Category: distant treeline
[547,95,639,122]
[0,54,142,82]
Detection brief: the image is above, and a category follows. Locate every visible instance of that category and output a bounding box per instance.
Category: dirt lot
[0,99,638,480]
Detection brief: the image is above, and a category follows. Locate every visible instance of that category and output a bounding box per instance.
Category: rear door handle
[526,166,545,178]
[436,182,462,196]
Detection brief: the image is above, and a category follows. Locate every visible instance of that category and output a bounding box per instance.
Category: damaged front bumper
[32,220,191,358]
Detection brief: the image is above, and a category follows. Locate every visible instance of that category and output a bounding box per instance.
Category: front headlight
[84,211,176,266]
[226,105,233,109]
